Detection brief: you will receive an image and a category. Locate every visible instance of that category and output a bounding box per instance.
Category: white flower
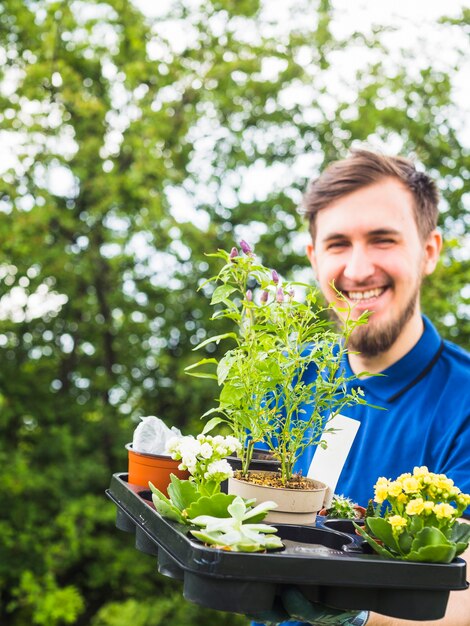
[199,442,214,459]
[204,459,233,481]
[165,436,181,457]
[178,436,201,459]
[224,436,242,453]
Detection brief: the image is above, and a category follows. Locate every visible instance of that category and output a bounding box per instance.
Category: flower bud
[239,240,252,255]
[276,287,284,303]
[272,270,279,284]
[246,289,253,301]
[260,290,269,303]
[229,247,238,260]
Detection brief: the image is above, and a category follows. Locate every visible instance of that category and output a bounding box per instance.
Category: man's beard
[342,281,421,358]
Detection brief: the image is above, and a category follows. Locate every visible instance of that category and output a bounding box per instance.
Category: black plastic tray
[106,473,468,620]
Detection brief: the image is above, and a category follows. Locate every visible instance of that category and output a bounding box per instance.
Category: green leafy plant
[190,496,283,552]
[355,467,470,563]
[186,242,372,485]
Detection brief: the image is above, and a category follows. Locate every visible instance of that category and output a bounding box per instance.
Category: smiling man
[295,150,470,626]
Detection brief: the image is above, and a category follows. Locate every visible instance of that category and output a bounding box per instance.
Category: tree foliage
[0,0,468,624]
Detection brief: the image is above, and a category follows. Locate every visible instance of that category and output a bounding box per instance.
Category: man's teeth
[346,288,384,301]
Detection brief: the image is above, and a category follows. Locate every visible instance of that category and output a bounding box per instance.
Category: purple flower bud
[276,287,284,303]
[271,270,279,285]
[288,287,295,299]
[260,290,269,303]
[246,289,253,302]
[239,240,252,255]
[229,247,238,260]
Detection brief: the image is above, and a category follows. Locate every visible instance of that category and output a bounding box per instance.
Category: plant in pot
[355,466,470,563]
[149,432,283,552]
[186,241,372,524]
[126,415,190,494]
[320,494,366,520]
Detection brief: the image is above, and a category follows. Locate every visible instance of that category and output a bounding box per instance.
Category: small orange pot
[126,443,190,495]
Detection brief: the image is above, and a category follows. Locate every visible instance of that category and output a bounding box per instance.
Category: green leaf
[366,517,402,554]
[451,521,470,546]
[211,285,237,304]
[408,514,424,535]
[167,475,199,512]
[184,358,219,379]
[410,526,452,551]
[406,544,457,563]
[217,354,236,385]
[186,493,237,519]
[152,498,185,524]
[353,522,396,559]
[201,416,225,434]
[192,332,238,351]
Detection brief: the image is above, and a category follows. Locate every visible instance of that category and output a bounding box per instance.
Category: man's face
[306,178,441,357]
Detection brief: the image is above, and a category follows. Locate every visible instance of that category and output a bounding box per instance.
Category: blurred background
[0,0,468,624]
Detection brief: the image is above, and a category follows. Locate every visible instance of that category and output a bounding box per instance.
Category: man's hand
[249,586,369,625]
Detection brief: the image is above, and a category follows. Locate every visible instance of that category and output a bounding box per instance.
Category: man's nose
[343,246,375,282]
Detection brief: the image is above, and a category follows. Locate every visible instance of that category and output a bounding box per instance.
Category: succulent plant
[325,494,358,520]
[189,496,283,552]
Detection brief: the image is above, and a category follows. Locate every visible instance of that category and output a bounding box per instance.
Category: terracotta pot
[126,443,189,495]
[228,470,328,525]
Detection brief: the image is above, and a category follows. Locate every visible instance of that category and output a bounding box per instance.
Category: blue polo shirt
[294,315,470,517]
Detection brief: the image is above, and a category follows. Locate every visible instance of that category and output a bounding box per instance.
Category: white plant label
[307,414,361,508]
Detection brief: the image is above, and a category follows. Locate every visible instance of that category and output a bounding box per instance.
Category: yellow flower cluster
[374,466,469,505]
[373,467,470,531]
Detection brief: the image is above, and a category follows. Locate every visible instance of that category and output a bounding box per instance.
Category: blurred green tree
[0,0,468,624]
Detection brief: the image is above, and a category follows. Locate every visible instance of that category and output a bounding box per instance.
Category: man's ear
[423,230,442,276]
[306,243,317,274]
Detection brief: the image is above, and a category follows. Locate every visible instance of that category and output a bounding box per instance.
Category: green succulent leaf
[410,526,452,551]
[455,542,469,556]
[353,522,396,559]
[167,474,199,512]
[451,521,470,545]
[408,515,424,535]
[405,545,457,563]
[152,498,186,524]
[186,493,236,519]
[397,529,413,553]
[366,517,402,554]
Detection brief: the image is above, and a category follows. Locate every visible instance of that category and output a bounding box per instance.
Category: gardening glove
[249,585,369,625]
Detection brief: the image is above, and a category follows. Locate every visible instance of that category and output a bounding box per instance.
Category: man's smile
[343,287,387,302]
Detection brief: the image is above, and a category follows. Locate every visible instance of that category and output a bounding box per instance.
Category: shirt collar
[344,316,443,402]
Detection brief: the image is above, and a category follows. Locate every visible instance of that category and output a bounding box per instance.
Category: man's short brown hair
[301,149,440,241]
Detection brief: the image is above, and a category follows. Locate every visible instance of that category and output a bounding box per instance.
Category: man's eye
[327,241,348,250]
[374,238,395,245]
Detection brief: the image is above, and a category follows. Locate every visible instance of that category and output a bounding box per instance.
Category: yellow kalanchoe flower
[374,477,389,503]
[388,481,403,498]
[433,503,456,520]
[406,498,425,516]
[402,476,420,494]
[423,501,435,515]
[413,466,429,478]
[388,515,408,533]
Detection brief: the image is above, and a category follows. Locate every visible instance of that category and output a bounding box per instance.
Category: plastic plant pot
[126,443,189,494]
